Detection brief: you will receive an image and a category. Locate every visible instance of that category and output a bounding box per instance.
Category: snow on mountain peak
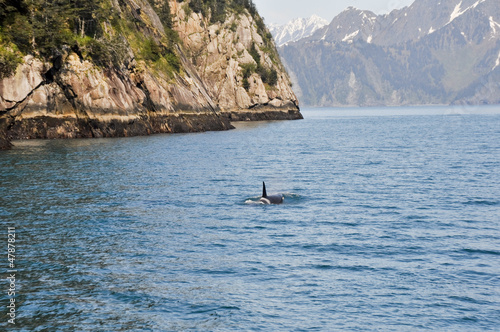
[269,15,329,46]
[448,0,486,25]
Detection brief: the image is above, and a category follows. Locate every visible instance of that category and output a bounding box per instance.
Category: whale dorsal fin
[262,181,267,198]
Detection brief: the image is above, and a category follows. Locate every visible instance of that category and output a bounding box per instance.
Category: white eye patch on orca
[259,182,284,204]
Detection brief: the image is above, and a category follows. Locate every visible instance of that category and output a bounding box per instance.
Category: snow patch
[493,51,500,70]
[448,0,486,25]
[360,11,376,23]
[343,6,360,13]
[449,1,463,23]
[342,30,359,42]
[270,15,329,46]
[490,16,500,35]
[429,26,435,34]
[367,35,373,43]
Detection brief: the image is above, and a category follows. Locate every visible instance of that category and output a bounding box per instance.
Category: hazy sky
[252,0,415,25]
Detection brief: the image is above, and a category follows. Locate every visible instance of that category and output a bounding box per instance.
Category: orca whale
[259,182,284,204]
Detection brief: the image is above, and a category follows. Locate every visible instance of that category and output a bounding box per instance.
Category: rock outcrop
[170,1,300,120]
[0,0,301,149]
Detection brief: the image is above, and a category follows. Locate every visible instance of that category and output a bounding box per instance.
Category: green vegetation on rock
[240,42,278,89]
[0,0,181,77]
[0,33,21,78]
[0,0,278,83]
[183,0,257,24]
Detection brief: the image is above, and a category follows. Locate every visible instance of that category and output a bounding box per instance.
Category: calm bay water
[1,106,500,331]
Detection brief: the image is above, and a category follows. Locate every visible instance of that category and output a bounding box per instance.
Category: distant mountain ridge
[269,15,328,46]
[279,0,500,106]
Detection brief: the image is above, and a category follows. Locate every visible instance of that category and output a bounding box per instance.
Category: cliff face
[170,1,299,119]
[0,0,301,147]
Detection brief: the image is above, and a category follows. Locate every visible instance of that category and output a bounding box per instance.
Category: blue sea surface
[1,106,499,331]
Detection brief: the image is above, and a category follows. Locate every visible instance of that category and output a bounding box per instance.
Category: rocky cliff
[0,0,301,149]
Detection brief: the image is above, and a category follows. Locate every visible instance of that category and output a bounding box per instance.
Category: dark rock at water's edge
[2,106,302,143]
[0,118,12,150]
[3,112,235,141]
[0,135,12,150]
[221,105,303,122]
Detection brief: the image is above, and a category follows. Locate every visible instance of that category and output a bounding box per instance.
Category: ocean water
[1,106,499,331]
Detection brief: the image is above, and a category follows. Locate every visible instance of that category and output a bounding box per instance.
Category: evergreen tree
[28,0,75,56]
[148,0,173,30]
[210,0,226,24]
[159,0,173,29]
[189,0,202,13]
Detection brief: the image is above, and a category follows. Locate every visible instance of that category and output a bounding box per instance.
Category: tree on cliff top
[0,0,271,79]
[1,0,113,56]
[184,0,258,24]
[0,0,179,72]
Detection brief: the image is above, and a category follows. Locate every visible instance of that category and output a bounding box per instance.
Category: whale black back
[260,182,283,204]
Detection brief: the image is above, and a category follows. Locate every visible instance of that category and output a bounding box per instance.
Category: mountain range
[275,0,500,106]
[268,15,328,47]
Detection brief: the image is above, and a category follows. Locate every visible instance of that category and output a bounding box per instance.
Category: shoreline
[0,107,303,149]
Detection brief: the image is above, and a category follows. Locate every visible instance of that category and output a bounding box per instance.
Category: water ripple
[1,108,499,331]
